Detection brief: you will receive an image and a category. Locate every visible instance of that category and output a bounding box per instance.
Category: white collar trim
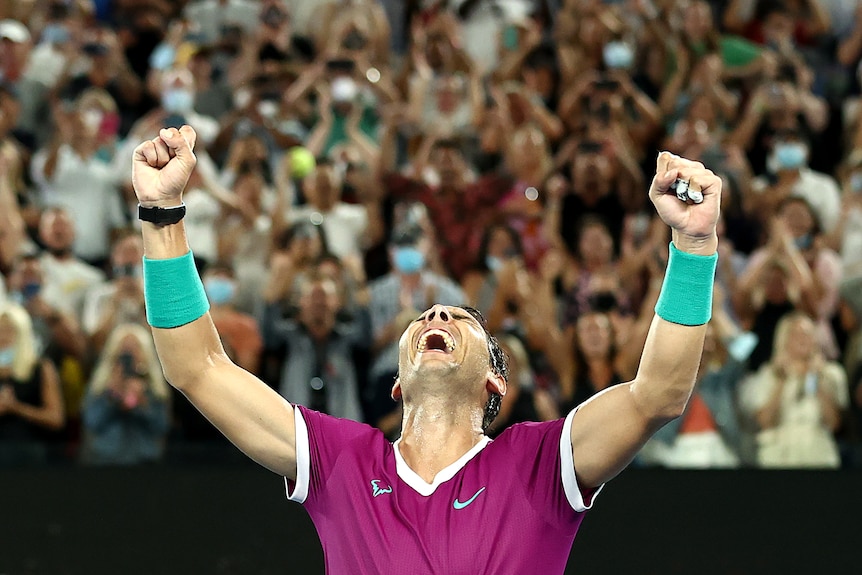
[393,436,492,496]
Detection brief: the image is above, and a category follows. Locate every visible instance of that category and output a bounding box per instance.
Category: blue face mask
[774,142,807,170]
[162,88,194,113]
[0,346,15,368]
[393,247,425,274]
[603,41,633,69]
[794,233,814,251]
[850,172,862,194]
[42,24,69,45]
[486,256,503,272]
[204,277,236,305]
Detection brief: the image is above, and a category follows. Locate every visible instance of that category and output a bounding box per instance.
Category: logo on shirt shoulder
[370,479,393,498]
[453,486,486,509]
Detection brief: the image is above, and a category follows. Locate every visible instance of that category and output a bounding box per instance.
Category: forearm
[142,221,227,388]
[756,382,784,429]
[838,31,862,66]
[632,233,717,419]
[12,399,64,430]
[818,390,842,432]
[47,313,87,359]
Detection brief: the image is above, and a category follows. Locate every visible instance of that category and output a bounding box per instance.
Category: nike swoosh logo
[453,487,486,510]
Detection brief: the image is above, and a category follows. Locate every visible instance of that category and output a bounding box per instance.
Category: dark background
[2,465,857,574]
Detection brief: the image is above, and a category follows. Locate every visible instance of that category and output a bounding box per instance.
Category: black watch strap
[138,203,186,226]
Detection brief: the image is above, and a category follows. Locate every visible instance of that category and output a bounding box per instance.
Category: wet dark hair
[460,306,509,432]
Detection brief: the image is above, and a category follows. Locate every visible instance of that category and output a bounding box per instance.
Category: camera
[82,42,109,57]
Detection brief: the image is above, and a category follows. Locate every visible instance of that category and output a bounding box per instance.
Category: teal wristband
[654,242,718,326]
[143,251,210,329]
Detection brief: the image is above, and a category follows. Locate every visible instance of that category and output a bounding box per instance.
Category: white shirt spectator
[288,203,368,259]
[81,282,146,335]
[31,146,126,262]
[39,252,105,320]
[183,187,222,266]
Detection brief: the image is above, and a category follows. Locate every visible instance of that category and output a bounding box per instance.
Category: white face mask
[233,88,252,109]
[162,88,194,113]
[81,108,103,133]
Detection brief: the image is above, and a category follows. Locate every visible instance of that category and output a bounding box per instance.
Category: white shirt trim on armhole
[285,405,310,503]
[560,408,604,513]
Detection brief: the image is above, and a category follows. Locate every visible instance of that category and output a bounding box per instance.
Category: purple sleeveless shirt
[286,405,602,574]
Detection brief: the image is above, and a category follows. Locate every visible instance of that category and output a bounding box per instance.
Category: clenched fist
[132,126,197,208]
[649,151,721,255]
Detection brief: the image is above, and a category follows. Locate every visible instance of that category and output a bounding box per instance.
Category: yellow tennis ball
[288,146,316,179]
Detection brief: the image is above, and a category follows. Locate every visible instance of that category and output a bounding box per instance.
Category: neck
[399,272,421,287]
[398,395,485,483]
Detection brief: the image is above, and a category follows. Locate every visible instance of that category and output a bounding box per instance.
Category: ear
[391,378,402,401]
[485,371,506,397]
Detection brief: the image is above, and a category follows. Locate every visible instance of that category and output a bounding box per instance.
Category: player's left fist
[648,151,721,254]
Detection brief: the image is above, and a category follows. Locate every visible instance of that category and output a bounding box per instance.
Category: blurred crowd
[1,0,862,469]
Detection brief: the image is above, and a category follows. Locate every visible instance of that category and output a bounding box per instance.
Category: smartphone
[326,58,356,74]
[578,140,603,154]
[163,114,187,129]
[594,79,620,92]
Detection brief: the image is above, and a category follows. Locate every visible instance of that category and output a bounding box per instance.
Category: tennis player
[133,126,720,574]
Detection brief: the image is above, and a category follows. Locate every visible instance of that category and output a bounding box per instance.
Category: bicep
[182,357,297,479]
[569,383,661,489]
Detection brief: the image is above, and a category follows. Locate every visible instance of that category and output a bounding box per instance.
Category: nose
[425,304,451,323]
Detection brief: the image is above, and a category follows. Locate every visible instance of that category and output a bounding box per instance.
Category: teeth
[417,329,455,353]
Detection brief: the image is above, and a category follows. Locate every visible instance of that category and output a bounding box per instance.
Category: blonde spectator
[0,302,65,465]
[740,312,849,468]
[80,324,170,465]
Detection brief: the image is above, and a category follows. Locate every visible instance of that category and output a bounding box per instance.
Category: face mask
[393,247,425,274]
[850,172,862,194]
[794,233,814,251]
[113,264,142,279]
[42,24,69,45]
[81,109,103,133]
[331,77,358,103]
[149,44,176,71]
[162,88,194,113]
[486,256,503,272]
[603,41,633,70]
[204,277,236,305]
[0,346,15,368]
[773,142,807,170]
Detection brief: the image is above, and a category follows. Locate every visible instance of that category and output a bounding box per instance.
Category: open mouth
[417,329,456,354]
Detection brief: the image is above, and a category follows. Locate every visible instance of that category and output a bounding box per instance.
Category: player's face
[395,305,496,396]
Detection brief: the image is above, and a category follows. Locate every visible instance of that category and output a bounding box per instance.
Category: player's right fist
[131,125,197,208]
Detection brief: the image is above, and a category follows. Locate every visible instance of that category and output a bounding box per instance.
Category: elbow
[630,377,691,423]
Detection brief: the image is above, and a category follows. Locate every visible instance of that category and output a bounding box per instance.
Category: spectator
[262,270,366,421]
[0,302,64,465]
[80,323,170,465]
[740,312,848,468]
[81,233,146,354]
[747,129,841,234]
[35,208,105,319]
[204,263,263,375]
[0,19,32,84]
[31,93,127,266]
[736,197,842,363]
[285,160,382,261]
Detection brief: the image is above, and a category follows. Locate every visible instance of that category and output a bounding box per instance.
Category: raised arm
[131,126,297,479]
[570,152,721,489]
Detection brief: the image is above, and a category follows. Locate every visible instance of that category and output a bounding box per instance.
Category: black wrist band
[138,203,186,226]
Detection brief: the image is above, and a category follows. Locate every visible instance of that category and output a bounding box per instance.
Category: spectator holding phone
[81,233,147,354]
[0,302,65,465]
[739,312,848,468]
[80,323,170,465]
